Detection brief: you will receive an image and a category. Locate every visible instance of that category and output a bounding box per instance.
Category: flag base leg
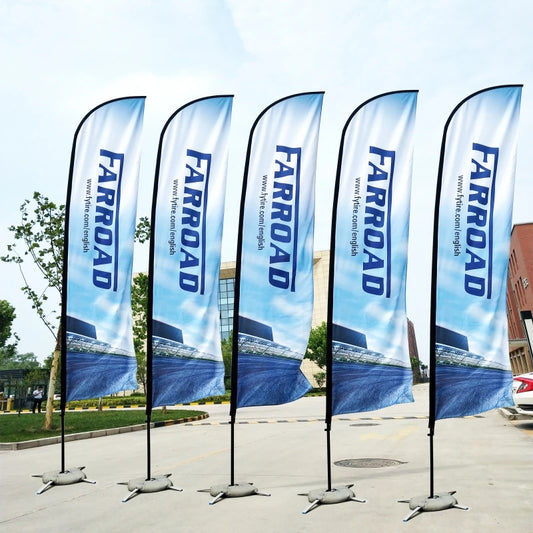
[118,473,182,503]
[198,483,271,505]
[298,485,366,514]
[33,466,95,494]
[398,491,469,521]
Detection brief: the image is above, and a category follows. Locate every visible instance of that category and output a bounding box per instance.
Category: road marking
[183,416,428,426]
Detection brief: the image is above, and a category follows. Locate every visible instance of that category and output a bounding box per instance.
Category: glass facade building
[216,253,331,384]
[136,250,427,386]
[218,277,235,340]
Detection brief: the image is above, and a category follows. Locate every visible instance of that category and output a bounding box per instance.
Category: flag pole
[304,95,411,514]
[202,116,263,505]
[306,90,420,514]
[120,100,190,503]
[223,98,258,497]
[146,279,153,483]
[206,95,329,505]
[59,326,66,475]
[230,285,240,488]
[398,92,460,520]
[323,93,345,492]
[324,153,338,494]
[427,115,443,499]
[143,98,159,486]
[33,101,145,494]
[210,131,269,503]
[228,96,246,488]
[397,88,525,520]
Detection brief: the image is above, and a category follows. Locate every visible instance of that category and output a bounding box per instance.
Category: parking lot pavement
[1,384,532,532]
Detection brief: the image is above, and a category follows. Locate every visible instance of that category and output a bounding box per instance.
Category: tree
[1,192,63,338]
[220,331,233,389]
[0,299,18,346]
[304,321,327,370]
[134,216,151,244]
[0,299,19,366]
[0,351,40,370]
[2,192,151,424]
[304,322,328,387]
[1,192,63,429]
[131,272,148,393]
[131,217,151,393]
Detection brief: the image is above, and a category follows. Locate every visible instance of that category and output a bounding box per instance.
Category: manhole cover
[350,423,379,427]
[334,458,406,468]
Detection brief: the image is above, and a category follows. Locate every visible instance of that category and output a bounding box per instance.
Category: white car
[512,372,533,416]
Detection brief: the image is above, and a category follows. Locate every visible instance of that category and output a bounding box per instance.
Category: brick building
[507,222,533,375]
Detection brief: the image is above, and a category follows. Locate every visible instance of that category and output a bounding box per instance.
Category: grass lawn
[0,409,206,443]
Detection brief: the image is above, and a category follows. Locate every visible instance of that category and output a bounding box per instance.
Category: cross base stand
[33,466,95,494]
[299,484,366,514]
[199,482,271,505]
[398,491,469,521]
[118,473,182,503]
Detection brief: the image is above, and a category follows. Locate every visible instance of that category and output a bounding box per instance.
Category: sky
[1,0,532,365]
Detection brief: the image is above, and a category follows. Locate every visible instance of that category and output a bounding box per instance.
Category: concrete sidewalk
[1,384,532,532]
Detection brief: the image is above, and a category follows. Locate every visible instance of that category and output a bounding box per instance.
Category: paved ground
[1,384,532,532]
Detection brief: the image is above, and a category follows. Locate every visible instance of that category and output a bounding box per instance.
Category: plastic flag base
[198,482,271,505]
[398,491,469,521]
[298,484,366,514]
[118,473,182,503]
[32,466,96,494]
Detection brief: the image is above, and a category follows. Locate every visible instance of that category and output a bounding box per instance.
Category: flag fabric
[329,91,418,416]
[433,86,522,420]
[150,96,233,407]
[234,92,323,408]
[63,97,145,401]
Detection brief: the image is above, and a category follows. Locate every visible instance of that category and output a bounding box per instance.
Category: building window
[218,278,235,339]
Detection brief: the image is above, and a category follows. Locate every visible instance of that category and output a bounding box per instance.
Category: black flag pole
[324,116,342,494]
[398,92,465,521]
[31,101,140,494]
[300,95,400,514]
[426,102,445,500]
[302,90,421,514]
[201,97,282,506]
[119,106,159,503]
[200,261,268,505]
[208,99,249,501]
[119,102,217,503]
[33,322,94,494]
[119,246,180,502]
[394,88,523,521]
[203,92,324,505]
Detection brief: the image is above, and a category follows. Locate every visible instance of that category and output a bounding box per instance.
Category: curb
[2,401,230,414]
[0,413,208,451]
[498,407,532,421]
[499,407,517,420]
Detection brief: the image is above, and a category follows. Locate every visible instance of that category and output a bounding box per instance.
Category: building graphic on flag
[66,316,130,357]
[237,316,303,361]
[332,324,406,368]
[152,320,218,361]
[435,326,507,371]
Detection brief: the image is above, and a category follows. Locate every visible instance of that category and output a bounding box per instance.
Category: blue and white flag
[329,91,417,416]
[434,86,522,420]
[150,96,233,407]
[234,92,323,408]
[64,97,145,401]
